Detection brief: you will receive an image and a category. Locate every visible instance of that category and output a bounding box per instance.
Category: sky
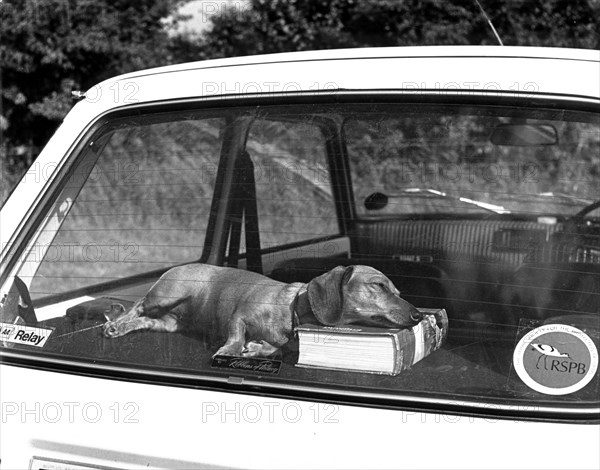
[173,0,251,35]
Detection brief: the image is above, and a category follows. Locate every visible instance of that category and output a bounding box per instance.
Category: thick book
[295,308,448,375]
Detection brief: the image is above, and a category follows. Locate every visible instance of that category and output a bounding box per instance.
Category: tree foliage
[1,0,599,202]
[0,0,184,168]
[196,0,600,59]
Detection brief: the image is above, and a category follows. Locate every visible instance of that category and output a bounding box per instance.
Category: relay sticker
[0,322,53,348]
[513,324,598,395]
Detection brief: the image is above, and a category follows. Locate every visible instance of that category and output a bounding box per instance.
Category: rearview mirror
[490,124,558,146]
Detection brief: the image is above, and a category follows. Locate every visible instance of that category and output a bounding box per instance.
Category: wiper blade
[402,188,510,214]
[536,192,593,205]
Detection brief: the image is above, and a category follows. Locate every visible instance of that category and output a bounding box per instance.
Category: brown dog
[103,263,422,357]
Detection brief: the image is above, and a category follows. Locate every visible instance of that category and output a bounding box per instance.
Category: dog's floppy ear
[307,265,354,325]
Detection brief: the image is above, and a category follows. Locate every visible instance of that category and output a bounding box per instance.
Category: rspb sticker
[0,322,53,348]
[513,324,599,396]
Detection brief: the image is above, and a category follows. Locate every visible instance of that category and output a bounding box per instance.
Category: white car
[1,46,599,470]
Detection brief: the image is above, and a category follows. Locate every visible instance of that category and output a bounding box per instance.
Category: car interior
[2,98,599,409]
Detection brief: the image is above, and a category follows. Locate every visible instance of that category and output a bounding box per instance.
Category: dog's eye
[375,282,386,290]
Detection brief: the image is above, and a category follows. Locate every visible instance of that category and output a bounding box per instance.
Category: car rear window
[29,116,224,298]
[1,99,598,421]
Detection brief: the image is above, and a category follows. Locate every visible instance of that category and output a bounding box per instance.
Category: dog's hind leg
[109,298,145,322]
[102,299,146,337]
[103,295,189,338]
[104,312,181,337]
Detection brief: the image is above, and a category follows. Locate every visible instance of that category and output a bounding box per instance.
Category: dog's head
[306,265,422,328]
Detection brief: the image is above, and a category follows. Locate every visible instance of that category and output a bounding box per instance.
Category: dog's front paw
[240,340,265,357]
[241,340,279,358]
[213,345,242,357]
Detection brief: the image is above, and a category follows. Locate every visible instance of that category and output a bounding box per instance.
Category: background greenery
[1,0,599,205]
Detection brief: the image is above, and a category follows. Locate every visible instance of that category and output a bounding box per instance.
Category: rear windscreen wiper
[364,188,510,214]
[535,192,593,206]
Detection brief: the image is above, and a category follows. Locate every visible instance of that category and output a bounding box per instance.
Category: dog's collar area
[291,310,300,339]
[290,296,301,339]
[291,287,311,339]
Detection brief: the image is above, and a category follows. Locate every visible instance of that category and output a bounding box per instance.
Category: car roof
[110,46,599,82]
[80,45,599,110]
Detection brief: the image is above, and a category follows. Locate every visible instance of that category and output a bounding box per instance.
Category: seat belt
[227,151,263,274]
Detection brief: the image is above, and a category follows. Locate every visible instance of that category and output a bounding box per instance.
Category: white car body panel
[1,46,599,469]
[2,366,599,470]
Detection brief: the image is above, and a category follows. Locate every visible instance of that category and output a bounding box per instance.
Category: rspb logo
[0,322,53,348]
[513,324,598,396]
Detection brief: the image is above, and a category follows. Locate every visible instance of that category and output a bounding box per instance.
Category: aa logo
[1,326,15,337]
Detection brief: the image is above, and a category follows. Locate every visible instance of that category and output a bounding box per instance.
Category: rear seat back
[270,257,447,311]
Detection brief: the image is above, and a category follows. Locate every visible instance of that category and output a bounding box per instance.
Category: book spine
[413,321,426,364]
[392,309,448,374]
[392,328,415,374]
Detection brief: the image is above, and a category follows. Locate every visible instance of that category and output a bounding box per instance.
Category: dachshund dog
[103,263,422,357]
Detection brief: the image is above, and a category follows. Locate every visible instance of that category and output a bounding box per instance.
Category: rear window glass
[347,107,599,216]
[30,117,223,298]
[2,101,599,420]
[246,118,338,249]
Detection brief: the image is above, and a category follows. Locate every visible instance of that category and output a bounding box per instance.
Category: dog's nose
[409,308,423,323]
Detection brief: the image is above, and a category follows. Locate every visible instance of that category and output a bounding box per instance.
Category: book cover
[295,308,448,375]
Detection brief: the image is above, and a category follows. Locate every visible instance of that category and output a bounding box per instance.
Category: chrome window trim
[1,350,598,421]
